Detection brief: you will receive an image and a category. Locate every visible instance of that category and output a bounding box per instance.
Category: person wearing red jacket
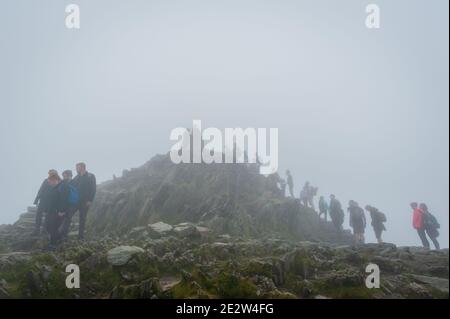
[411,202,429,249]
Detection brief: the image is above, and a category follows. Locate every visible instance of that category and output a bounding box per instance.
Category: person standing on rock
[365,205,386,244]
[348,200,366,244]
[32,169,61,236]
[300,182,310,207]
[286,170,294,197]
[329,194,344,232]
[419,203,440,250]
[71,163,96,240]
[57,170,79,241]
[411,202,429,249]
[42,173,63,249]
[318,196,329,221]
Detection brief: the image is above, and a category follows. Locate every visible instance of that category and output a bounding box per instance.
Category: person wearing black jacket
[32,169,60,236]
[39,173,62,249]
[71,162,96,240]
[329,194,344,232]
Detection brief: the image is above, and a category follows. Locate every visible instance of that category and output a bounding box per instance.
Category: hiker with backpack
[365,205,386,244]
[420,203,440,250]
[329,194,344,232]
[32,170,61,236]
[70,162,96,240]
[411,202,430,249]
[57,170,79,241]
[318,196,329,222]
[348,200,366,245]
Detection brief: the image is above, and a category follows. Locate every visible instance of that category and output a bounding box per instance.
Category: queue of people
[279,170,441,249]
[33,163,96,250]
[32,163,442,250]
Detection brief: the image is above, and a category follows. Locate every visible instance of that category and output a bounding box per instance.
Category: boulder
[411,275,449,294]
[173,223,198,237]
[0,252,32,272]
[107,246,145,266]
[148,222,173,237]
[0,279,10,298]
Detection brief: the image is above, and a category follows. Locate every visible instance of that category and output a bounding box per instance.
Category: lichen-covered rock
[148,222,173,237]
[0,238,448,299]
[107,246,145,266]
[173,223,198,237]
[0,155,447,299]
[411,275,449,294]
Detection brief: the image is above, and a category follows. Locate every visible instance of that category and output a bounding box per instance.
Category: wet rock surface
[0,155,447,299]
[0,224,448,299]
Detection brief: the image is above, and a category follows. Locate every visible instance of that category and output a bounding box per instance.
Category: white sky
[0,0,448,247]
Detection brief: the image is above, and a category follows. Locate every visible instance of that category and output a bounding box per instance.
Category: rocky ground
[1,155,448,299]
[0,209,448,299]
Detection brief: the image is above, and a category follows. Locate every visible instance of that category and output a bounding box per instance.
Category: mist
[0,0,448,248]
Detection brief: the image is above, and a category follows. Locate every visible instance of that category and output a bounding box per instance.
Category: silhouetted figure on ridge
[365,205,386,244]
[348,200,366,245]
[318,196,329,221]
[329,194,344,232]
[420,203,441,250]
[286,170,294,197]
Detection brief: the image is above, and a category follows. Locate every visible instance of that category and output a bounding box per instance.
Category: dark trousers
[59,207,76,239]
[417,228,430,249]
[425,229,440,250]
[60,204,89,240]
[46,212,63,245]
[78,203,90,239]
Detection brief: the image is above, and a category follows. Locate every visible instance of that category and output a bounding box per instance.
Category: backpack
[378,211,387,223]
[68,184,79,206]
[425,212,440,229]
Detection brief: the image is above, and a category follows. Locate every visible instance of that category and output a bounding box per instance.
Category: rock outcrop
[0,226,448,299]
[86,154,352,244]
[0,153,448,299]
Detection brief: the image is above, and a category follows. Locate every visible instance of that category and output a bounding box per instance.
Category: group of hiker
[31,162,441,250]
[411,202,441,250]
[280,170,441,249]
[33,163,96,250]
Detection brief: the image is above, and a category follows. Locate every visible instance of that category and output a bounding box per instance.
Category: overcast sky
[0,0,448,247]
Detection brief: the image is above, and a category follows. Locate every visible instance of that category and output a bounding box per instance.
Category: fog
[0,0,448,247]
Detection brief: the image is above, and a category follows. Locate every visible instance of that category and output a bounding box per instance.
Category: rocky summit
[0,154,448,299]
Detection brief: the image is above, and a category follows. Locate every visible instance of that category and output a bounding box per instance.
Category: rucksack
[68,184,79,206]
[425,212,440,229]
[378,211,387,223]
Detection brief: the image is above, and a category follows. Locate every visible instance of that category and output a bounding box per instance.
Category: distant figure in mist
[318,196,329,222]
[286,170,294,197]
[365,205,387,244]
[32,170,61,236]
[348,200,366,245]
[412,203,441,250]
[329,194,344,232]
[300,182,318,210]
